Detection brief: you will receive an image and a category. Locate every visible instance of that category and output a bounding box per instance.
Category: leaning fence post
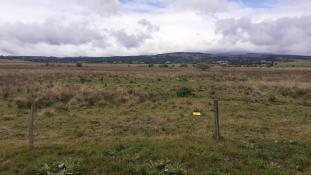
[214,99,221,142]
[28,102,34,150]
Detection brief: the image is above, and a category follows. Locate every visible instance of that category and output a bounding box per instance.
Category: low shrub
[194,63,210,71]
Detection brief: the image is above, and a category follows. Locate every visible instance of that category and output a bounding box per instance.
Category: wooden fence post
[29,102,34,150]
[214,99,221,142]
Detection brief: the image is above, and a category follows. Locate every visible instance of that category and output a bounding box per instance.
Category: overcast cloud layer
[0,0,311,56]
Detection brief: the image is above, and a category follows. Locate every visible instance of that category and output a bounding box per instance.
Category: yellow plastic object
[193,112,201,117]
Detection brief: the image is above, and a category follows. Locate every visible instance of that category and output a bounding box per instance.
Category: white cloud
[0,19,105,45]
[138,19,160,32]
[0,0,310,56]
[216,15,311,55]
[112,19,159,48]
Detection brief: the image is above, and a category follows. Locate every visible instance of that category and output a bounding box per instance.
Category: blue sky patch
[234,0,275,8]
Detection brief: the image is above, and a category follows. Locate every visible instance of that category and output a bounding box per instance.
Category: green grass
[276,60,311,68]
[1,138,310,174]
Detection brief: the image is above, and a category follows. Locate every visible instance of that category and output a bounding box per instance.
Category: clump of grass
[176,87,193,97]
[268,95,277,103]
[1,88,10,99]
[27,158,85,175]
[144,159,187,175]
[38,108,56,118]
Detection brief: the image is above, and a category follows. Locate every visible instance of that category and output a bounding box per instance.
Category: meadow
[0,60,311,175]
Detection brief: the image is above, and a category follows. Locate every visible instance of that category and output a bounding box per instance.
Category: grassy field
[0,60,311,175]
[276,60,311,68]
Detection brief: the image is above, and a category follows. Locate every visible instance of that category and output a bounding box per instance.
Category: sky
[0,0,311,56]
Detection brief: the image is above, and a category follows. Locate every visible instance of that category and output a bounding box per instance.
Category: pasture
[0,60,311,174]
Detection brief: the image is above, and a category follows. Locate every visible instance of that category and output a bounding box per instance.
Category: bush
[14,97,32,109]
[159,64,169,68]
[176,87,193,97]
[179,64,188,68]
[76,63,83,67]
[279,87,310,99]
[195,63,209,71]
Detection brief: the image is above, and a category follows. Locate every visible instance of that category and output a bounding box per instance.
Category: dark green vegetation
[2,52,311,64]
[0,60,311,174]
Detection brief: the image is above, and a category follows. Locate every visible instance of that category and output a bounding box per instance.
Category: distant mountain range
[1,52,311,64]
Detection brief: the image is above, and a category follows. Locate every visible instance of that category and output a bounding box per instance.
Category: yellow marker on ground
[193,112,201,117]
